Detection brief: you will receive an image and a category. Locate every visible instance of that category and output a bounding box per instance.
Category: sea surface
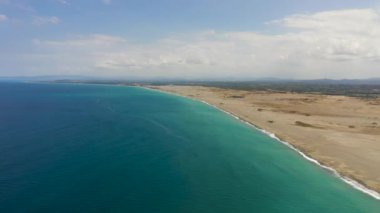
[0,82,379,212]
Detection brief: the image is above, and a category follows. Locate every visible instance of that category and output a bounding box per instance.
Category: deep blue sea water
[0,82,379,212]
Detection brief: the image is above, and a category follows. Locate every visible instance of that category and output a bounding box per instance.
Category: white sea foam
[201,100,380,200]
[143,86,380,200]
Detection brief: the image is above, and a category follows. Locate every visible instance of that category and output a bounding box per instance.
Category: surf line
[199,100,380,201]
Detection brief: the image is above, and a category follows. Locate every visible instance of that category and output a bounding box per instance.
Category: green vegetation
[51,79,380,98]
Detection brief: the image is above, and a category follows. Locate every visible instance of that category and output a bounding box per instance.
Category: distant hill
[1,76,380,85]
[143,78,380,98]
[300,78,380,85]
[2,76,378,97]
[0,75,105,82]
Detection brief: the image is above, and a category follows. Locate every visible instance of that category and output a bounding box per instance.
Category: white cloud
[270,9,380,62]
[0,14,7,22]
[33,16,61,26]
[24,8,380,79]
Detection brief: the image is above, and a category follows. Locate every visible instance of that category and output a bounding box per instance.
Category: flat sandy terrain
[149,85,380,193]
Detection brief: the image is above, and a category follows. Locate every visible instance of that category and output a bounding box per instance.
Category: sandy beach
[148,85,380,194]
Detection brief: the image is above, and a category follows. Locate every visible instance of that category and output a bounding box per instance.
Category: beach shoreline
[142,85,380,200]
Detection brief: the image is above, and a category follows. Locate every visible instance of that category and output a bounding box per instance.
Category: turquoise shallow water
[0,82,379,212]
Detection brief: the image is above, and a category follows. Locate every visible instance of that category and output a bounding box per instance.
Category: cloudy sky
[1,0,380,79]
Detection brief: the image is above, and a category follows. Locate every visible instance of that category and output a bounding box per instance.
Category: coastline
[141,85,380,200]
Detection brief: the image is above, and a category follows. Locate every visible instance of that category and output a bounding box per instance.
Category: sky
[1,0,380,80]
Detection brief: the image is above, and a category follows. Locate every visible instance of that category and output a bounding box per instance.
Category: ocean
[0,82,379,212]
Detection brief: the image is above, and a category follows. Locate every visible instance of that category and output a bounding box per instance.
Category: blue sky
[1,0,380,79]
